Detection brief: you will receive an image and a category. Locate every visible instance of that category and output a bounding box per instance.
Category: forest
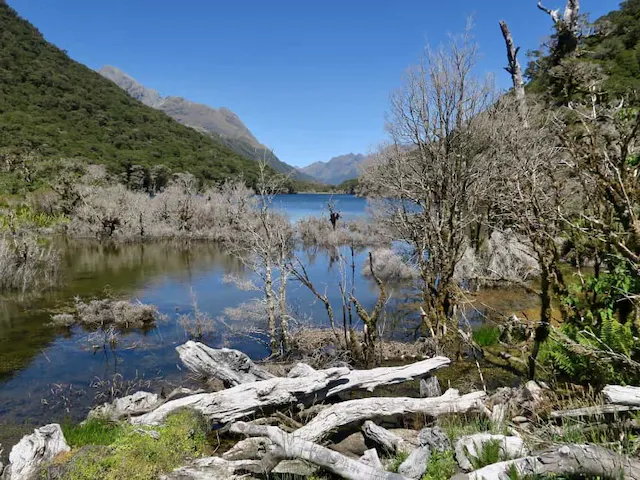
[3,0,640,479]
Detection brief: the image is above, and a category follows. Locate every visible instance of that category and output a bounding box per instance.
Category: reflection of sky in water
[0,195,387,426]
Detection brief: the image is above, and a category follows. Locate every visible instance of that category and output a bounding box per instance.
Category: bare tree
[537,0,581,58]
[499,20,526,121]
[361,25,500,339]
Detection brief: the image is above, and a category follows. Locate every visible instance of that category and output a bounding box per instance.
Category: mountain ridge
[99,66,312,181]
[300,152,371,185]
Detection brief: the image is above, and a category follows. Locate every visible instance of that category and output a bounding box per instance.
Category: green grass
[57,409,211,480]
[421,449,456,480]
[437,414,498,441]
[472,325,501,347]
[469,438,505,470]
[388,450,409,473]
[61,418,124,448]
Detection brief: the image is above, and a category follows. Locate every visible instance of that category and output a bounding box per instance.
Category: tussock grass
[62,418,124,448]
[49,298,163,329]
[472,325,501,347]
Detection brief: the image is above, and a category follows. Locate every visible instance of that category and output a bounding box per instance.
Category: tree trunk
[264,264,278,355]
[499,20,527,123]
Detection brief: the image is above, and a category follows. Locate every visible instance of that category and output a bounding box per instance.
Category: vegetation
[0,3,266,194]
[61,419,124,448]
[54,409,210,480]
[421,449,457,480]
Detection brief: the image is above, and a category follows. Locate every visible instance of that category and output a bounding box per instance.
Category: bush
[51,298,163,329]
[0,233,59,292]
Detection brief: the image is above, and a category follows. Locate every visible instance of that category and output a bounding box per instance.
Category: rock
[523,381,543,407]
[222,437,274,461]
[89,390,161,421]
[330,432,367,458]
[389,429,421,450]
[511,416,528,424]
[454,433,528,472]
[491,404,509,426]
[417,427,451,453]
[287,363,317,378]
[420,376,442,398]
[398,445,431,479]
[273,459,319,477]
[7,424,70,480]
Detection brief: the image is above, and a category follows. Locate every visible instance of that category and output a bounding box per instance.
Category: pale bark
[295,389,487,443]
[361,421,410,455]
[550,403,640,419]
[603,385,640,406]
[457,444,640,480]
[176,341,274,386]
[6,424,70,480]
[230,422,410,480]
[132,357,451,426]
[360,448,384,469]
[499,21,525,104]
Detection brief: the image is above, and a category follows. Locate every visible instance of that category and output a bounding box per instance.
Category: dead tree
[537,0,581,58]
[499,20,526,122]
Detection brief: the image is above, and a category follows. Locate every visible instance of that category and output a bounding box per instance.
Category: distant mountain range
[299,153,371,185]
[99,66,313,181]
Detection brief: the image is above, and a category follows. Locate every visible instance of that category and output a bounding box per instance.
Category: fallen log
[295,389,486,443]
[362,421,410,455]
[230,421,410,480]
[360,448,384,469]
[176,341,275,386]
[162,456,266,479]
[603,385,640,407]
[550,404,640,419]
[6,424,70,480]
[132,357,451,426]
[455,443,640,480]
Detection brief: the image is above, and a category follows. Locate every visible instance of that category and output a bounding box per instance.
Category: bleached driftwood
[454,433,527,472]
[6,424,70,480]
[398,446,430,479]
[162,456,265,480]
[295,389,487,443]
[362,421,410,455]
[230,421,410,480]
[89,391,161,421]
[132,357,451,426]
[360,448,383,469]
[176,341,275,386]
[457,443,640,480]
[550,404,640,419]
[603,385,640,407]
[420,376,442,398]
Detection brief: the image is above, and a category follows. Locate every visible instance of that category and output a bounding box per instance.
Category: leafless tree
[361,24,501,339]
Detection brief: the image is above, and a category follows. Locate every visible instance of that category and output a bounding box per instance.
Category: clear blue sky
[8,0,616,167]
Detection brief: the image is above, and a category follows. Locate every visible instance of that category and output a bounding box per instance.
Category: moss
[58,409,211,480]
[61,418,124,448]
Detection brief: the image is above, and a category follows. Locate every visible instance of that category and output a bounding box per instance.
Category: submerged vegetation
[5,0,640,479]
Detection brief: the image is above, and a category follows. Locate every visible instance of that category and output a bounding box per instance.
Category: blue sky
[8,0,616,167]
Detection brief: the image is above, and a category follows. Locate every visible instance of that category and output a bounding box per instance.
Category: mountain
[99,66,312,181]
[0,2,264,190]
[300,153,370,185]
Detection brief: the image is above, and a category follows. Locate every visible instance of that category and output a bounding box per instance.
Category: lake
[0,194,389,435]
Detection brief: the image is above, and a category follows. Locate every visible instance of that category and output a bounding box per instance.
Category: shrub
[472,325,501,347]
[52,298,164,329]
[421,449,456,480]
[0,233,59,292]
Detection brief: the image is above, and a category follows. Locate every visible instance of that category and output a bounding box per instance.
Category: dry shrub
[455,230,539,285]
[289,328,437,368]
[62,298,163,329]
[0,233,60,292]
[363,247,418,283]
[296,216,388,248]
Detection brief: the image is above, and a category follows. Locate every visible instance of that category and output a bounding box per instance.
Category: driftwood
[550,404,640,419]
[420,376,442,398]
[132,357,451,426]
[360,448,383,469]
[6,424,70,480]
[398,446,430,479]
[362,421,410,455]
[454,433,527,472]
[294,389,487,443]
[176,341,275,386]
[457,443,640,480]
[230,421,410,480]
[162,456,265,480]
[603,385,640,406]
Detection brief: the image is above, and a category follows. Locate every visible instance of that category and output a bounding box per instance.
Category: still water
[0,194,385,431]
